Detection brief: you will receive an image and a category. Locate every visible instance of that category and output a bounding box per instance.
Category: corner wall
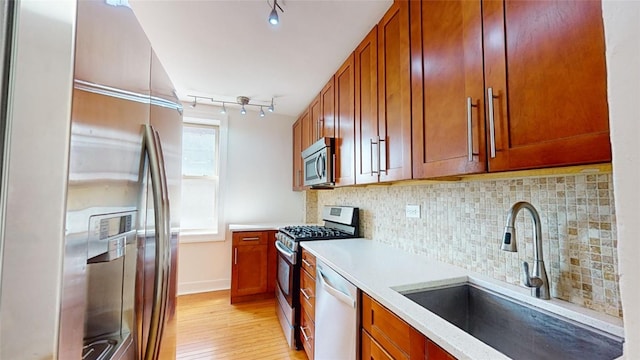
[177,104,303,294]
[602,0,640,355]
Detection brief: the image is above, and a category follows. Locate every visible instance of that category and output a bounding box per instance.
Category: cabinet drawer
[301,307,315,360]
[232,231,267,246]
[301,248,316,277]
[300,269,316,321]
[362,293,412,359]
[361,329,395,360]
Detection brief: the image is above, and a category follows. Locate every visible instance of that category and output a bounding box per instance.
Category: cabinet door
[354,27,379,185]
[484,0,611,171]
[410,0,486,179]
[335,54,356,186]
[310,95,322,142]
[292,119,304,191]
[231,244,268,297]
[300,109,313,151]
[266,231,278,294]
[320,77,336,138]
[378,1,412,183]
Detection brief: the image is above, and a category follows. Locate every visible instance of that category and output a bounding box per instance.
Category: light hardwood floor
[176,290,308,360]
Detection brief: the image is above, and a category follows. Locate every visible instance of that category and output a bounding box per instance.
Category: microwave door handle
[315,154,322,179]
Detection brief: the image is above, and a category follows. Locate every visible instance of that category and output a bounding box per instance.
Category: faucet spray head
[502,226,517,252]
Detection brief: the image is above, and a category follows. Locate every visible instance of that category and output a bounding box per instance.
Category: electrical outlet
[406,204,420,218]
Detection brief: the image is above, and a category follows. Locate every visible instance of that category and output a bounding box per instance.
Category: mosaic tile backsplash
[308,174,622,318]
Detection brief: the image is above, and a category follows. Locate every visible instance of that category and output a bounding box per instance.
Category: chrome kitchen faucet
[501,201,551,300]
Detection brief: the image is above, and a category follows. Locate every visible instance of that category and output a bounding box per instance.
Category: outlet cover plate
[406,204,420,218]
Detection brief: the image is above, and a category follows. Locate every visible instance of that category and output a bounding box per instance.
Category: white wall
[603,0,640,356]
[177,104,303,294]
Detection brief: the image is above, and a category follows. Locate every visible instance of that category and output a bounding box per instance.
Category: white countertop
[228,223,307,232]
[301,239,625,360]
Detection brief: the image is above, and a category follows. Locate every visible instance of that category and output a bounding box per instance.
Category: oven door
[275,239,297,307]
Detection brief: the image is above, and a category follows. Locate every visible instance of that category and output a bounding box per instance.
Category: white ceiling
[129,0,393,117]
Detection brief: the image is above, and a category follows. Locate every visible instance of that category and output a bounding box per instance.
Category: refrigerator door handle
[143,124,172,360]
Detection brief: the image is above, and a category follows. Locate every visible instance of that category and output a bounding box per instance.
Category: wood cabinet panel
[310,95,322,142]
[320,77,336,139]
[230,231,275,303]
[361,293,455,360]
[361,330,395,360]
[301,305,315,360]
[266,231,278,294]
[231,244,267,298]
[301,249,317,278]
[410,0,486,178]
[377,1,412,183]
[355,27,379,185]
[484,0,611,171]
[362,293,412,359]
[300,109,313,151]
[335,54,356,186]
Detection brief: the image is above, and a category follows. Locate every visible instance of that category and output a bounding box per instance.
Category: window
[180,118,221,237]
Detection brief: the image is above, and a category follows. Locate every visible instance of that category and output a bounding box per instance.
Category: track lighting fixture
[268,0,283,26]
[187,95,276,117]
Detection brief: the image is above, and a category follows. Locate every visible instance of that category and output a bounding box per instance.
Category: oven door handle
[275,240,296,264]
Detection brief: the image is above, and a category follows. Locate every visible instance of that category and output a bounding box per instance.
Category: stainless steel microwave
[302,137,335,188]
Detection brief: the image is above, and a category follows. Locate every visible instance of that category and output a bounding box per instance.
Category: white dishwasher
[314,259,358,360]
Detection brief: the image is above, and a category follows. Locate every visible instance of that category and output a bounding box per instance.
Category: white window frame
[179,114,227,243]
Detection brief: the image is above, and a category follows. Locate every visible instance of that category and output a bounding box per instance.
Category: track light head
[240,105,247,115]
[269,0,283,26]
[259,107,266,117]
[220,102,226,114]
[190,98,197,108]
[268,98,274,112]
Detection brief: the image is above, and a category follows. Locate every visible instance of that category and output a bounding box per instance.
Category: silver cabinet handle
[300,326,311,342]
[297,170,301,187]
[467,97,476,162]
[234,248,238,265]
[300,288,312,300]
[370,138,378,175]
[241,237,260,241]
[301,258,312,268]
[319,119,324,138]
[487,87,497,158]
[332,153,336,183]
[378,136,386,174]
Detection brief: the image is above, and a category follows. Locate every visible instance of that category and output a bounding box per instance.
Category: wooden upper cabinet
[75,0,151,94]
[300,109,313,151]
[410,0,486,179]
[292,118,304,191]
[355,27,379,185]
[310,95,322,142]
[411,0,610,177]
[335,54,356,187]
[320,77,336,139]
[377,1,412,182]
[484,0,611,171]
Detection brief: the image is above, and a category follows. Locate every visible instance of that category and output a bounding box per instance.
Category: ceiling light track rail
[187,94,275,116]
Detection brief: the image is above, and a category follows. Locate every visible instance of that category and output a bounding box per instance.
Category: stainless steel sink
[400,283,623,360]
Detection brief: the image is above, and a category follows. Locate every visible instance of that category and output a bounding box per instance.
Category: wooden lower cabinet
[230,230,277,304]
[300,249,317,360]
[361,293,455,360]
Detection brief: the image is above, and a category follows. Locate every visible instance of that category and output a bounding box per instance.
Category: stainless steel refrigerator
[0,1,181,359]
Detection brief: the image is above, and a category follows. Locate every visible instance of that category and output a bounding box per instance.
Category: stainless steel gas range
[274,206,360,349]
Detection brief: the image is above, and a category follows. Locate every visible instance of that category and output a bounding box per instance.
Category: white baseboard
[177,279,230,295]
